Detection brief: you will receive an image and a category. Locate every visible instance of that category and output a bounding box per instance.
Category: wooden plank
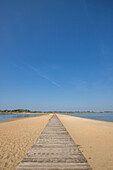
[16,115,92,170]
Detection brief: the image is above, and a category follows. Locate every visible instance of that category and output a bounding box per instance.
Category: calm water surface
[59,113,113,122]
[0,114,42,122]
[1,113,113,123]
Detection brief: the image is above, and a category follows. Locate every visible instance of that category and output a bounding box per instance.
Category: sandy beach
[57,114,113,170]
[1,114,113,170]
[0,114,52,170]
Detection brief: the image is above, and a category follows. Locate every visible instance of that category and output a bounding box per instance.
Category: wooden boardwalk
[16,115,92,170]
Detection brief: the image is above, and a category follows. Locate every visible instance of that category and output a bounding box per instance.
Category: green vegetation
[0,109,30,113]
[0,109,113,114]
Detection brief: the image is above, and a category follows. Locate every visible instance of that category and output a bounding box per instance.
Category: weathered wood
[16,115,92,170]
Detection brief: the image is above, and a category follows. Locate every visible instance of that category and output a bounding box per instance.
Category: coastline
[1,111,113,115]
[57,113,113,123]
[0,112,45,115]
[1,113,113,170]
[0,113,48,124]
[0,114,52,170]
[57,114,113,170]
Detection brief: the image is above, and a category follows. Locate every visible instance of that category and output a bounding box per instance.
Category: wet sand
[57,114,113,170]
[0,114,52,170]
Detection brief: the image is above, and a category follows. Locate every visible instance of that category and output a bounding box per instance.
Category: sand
[57,114,113,170]
[1,113,113,170]
[0,114,52,170]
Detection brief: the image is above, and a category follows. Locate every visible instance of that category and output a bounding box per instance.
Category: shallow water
[0,113,42,122]
[58,112,113,122]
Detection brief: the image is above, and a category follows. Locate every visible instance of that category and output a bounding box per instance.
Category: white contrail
[28,65,61,88]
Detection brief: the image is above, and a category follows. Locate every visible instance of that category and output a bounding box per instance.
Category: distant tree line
[0,109,30,112]
[0,109,113,113]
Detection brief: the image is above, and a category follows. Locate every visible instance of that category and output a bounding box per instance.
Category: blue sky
[0,0,113,111]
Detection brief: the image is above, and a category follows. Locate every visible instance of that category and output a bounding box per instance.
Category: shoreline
[1,111,113,115]
[57,114,113,170]
[0,112,46,115]
[58,113,113,124]
[0,114,52,170]
[0,114,113,170]
[0,113,49,124]
[1,112,113,124]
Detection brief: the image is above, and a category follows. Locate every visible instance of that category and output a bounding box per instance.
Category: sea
[0,113,42,122]
[0,112,113,123]
[58,112,113,122]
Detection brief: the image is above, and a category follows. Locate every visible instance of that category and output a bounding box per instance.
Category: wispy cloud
[27,64,61,88]
[12,58,61,88]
